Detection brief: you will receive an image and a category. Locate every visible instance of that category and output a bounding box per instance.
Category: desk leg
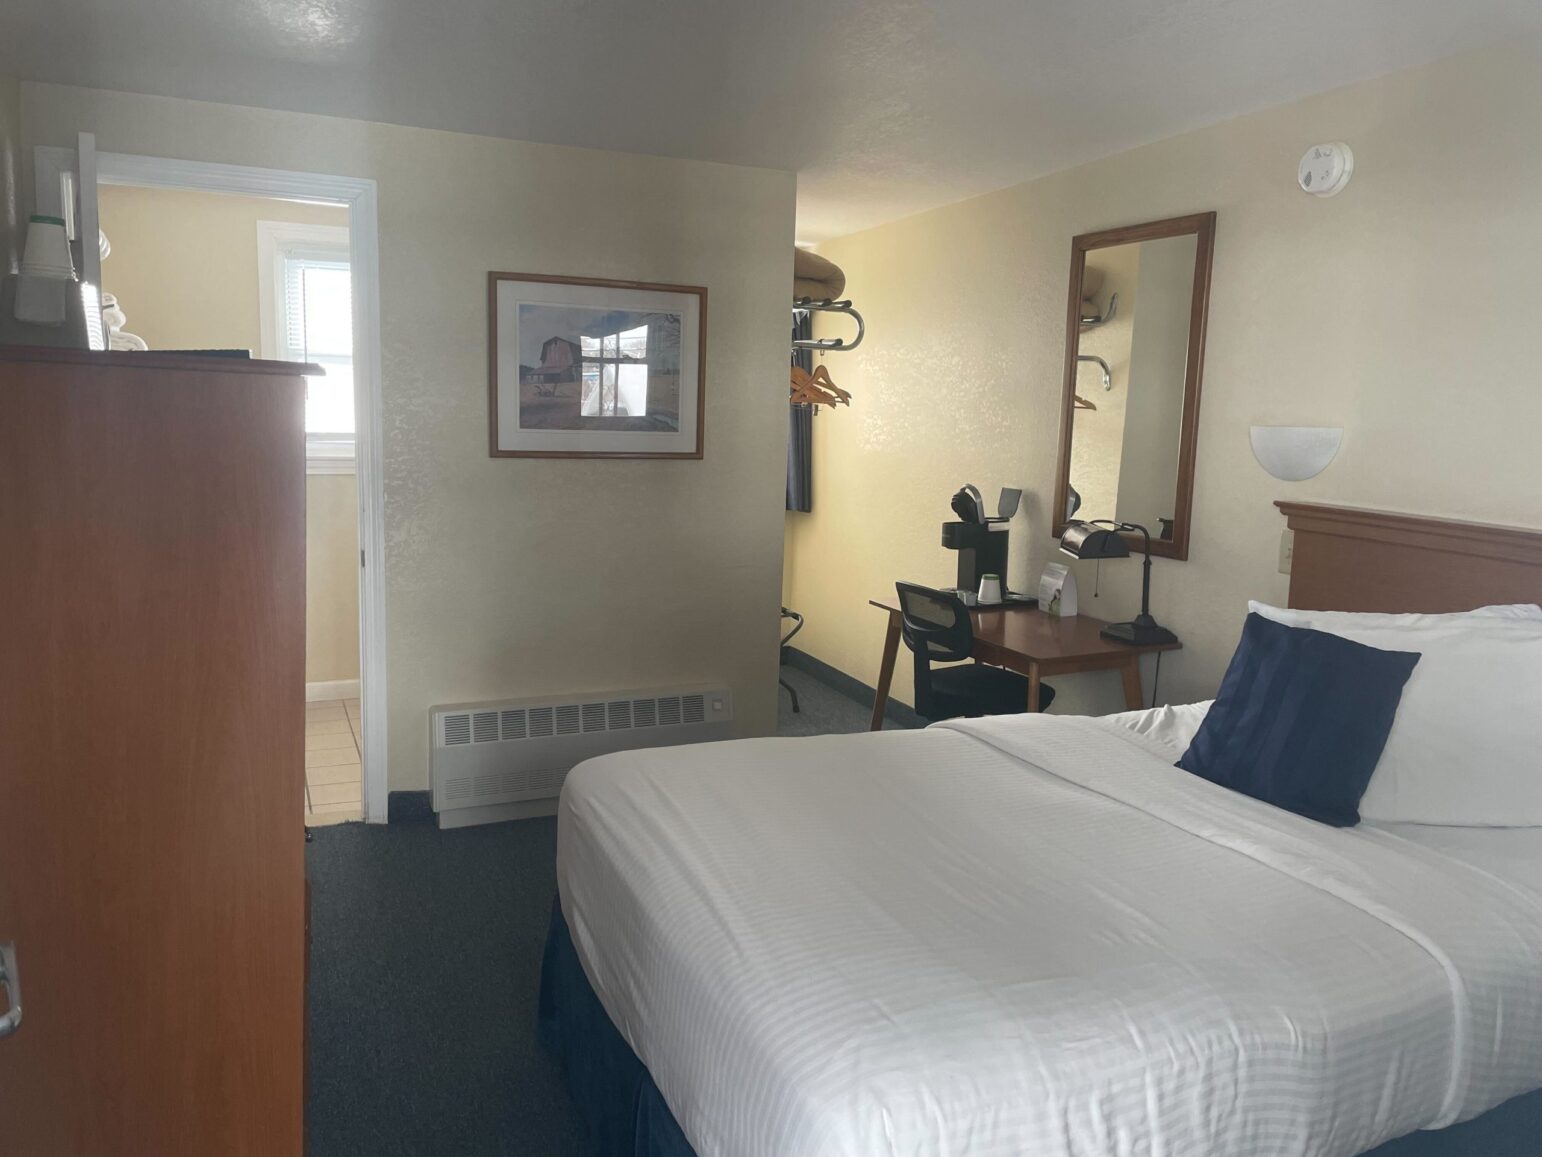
[870,612,902,731]
[1120,656,1144,710]
[1026,665,1042,713]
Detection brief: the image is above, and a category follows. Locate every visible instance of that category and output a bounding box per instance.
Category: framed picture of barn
[488,271,707,458]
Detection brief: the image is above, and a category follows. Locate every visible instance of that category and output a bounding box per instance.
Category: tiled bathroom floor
[305,698,363,826]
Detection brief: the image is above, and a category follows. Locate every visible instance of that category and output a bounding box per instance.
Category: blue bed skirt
[539,902,699,1157]
[539,900,1541,1157]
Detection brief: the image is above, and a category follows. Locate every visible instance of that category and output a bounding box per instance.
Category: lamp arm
[1113,521,1155,622]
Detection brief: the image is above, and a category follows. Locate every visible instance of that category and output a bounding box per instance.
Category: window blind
[281,258,352,361]
[281,256,355,437]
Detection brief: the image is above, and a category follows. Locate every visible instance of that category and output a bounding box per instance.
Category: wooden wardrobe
[0,347,311,1154]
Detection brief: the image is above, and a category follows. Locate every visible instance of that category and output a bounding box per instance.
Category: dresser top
[0,345,323,377]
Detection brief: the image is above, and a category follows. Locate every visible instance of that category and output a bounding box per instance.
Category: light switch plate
[1278,529,1294,575]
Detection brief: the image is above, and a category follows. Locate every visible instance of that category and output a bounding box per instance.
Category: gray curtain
[787,405,813,512]
[787,312,814,512]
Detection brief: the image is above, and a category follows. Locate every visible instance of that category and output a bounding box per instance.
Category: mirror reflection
[1066,232,1198,541]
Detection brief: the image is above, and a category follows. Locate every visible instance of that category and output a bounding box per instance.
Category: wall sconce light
[1249,425,1343,481]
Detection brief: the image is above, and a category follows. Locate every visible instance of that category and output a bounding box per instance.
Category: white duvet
[555,713,1542,1157]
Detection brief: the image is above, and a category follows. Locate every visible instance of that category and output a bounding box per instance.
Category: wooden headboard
[1277,502,1542,613]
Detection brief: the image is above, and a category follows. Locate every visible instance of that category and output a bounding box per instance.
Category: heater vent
[430,685,733,829]
[529,706,554,738]
[500,709,526,741]
[471,711,499,744]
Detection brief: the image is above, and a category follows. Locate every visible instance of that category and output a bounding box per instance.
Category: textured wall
[96,185,360,684]
[26,82,795,790]
[784,37,1542,716]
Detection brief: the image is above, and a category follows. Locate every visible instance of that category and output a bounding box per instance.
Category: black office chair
[895,582,1055,722]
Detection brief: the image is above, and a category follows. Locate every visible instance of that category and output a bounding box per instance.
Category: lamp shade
[1249,426,1342,481]
[1059,521,1131,561]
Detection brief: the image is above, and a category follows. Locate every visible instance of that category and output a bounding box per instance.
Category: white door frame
[87,151,390,823]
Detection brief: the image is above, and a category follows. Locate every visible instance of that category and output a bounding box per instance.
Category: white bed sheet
[1366,823,1542,898]
[555,712,1542,1157]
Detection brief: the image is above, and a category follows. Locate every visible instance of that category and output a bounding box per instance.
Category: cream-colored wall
[0,74,19,273]
[784,36,1542,717]
[97,184,347,350]
[305,474,361,683]
[96,185,361,685]
[24,82,796,791]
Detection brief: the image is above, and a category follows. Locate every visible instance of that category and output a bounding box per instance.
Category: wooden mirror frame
[1051,211,1216,561]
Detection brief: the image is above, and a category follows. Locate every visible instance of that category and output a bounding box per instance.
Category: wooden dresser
[0,347,311,1154]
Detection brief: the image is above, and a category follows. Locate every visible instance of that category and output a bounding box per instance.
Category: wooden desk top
[869,598,1182,663]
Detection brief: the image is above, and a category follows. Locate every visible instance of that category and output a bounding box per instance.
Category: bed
[539,503,1542,1156]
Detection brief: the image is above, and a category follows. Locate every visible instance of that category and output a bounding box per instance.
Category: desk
[868,598,1181,730]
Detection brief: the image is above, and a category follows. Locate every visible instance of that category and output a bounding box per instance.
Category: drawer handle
[0,941,21,1040]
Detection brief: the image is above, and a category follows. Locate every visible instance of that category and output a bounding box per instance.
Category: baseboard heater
[429,684,734,829]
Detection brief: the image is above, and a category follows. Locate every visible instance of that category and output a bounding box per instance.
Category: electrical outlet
[1278,528,1294,575]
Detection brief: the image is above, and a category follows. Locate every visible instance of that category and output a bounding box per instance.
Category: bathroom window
[257,221,354,472]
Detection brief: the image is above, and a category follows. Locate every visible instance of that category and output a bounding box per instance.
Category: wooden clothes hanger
[1074,394,1097,411]
[809,364,851,403]
[788,365,830,405]
[789,364,848,408]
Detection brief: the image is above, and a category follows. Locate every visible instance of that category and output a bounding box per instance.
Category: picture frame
[487,271,707,459]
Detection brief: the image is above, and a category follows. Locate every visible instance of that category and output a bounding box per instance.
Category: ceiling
[4,1,1539,241]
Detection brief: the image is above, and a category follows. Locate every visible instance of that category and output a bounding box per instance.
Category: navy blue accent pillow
[1176,613,1420,827]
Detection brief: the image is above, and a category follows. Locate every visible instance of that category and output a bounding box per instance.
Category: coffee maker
[941,485,1021,594]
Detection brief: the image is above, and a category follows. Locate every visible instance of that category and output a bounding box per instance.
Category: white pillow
[1250,602,1542,629]
[1104,700,1213,756]
[1473,603,1542,620]
[1249,602,1542,825]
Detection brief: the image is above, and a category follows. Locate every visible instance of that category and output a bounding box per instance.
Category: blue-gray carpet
[306,814,585,1156]
[305,669,879,1155]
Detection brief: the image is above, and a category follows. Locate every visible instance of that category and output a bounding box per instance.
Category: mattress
[555,711,1542,1157]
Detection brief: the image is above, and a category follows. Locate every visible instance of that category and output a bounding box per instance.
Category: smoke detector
[1298,142,1354,197]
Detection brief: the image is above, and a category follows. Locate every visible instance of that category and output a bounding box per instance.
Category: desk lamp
[1058,520,1178,646]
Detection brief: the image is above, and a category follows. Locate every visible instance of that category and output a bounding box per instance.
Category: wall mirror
[1052,212,1215,560]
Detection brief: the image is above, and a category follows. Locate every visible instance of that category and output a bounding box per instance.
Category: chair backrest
[896,583,974,721]
[896,583,974,663]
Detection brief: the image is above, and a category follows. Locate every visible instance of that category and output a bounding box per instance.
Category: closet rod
[792,298,865,352]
